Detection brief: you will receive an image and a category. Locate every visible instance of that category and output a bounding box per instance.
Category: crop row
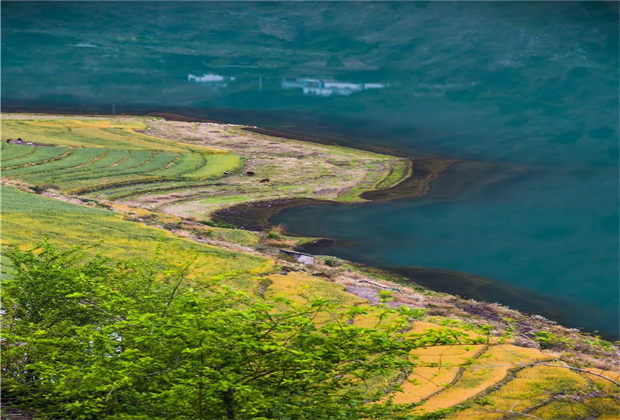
[1,146,70,170]
[1,143,37,161]
[1,143,241,194]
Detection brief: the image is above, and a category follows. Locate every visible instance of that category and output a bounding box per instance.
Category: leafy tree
[1,243,461,420]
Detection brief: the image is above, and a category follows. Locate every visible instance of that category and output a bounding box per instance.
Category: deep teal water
[2,1,618,337]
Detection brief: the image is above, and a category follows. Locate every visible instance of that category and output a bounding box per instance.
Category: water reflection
[281,78,386,96]
[186,73,388,97]
[187,73,236,87]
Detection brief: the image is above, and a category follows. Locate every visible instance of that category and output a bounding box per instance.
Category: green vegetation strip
[1,146,69,169]
[1,144,37,161]
[4,148,108,177]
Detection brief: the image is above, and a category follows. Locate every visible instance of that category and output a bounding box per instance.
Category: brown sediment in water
[360,157,456,201]
[211,198,334,232]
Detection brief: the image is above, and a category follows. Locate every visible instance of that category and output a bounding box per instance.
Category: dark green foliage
[0,243,445,420]
[28,183,54,194]
[199,219,237,229]
[162,221,183,231]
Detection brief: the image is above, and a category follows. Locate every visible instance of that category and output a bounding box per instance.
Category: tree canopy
[1,243,457,420]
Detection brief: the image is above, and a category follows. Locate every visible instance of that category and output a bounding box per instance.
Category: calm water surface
[2,2,618,337]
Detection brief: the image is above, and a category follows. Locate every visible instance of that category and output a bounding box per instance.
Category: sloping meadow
[1,186,270,283]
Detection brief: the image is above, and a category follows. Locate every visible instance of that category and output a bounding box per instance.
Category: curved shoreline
[210,157,456,232]
[3,110,614,340]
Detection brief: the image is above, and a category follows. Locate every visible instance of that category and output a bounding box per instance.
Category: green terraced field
[1,143,36,160]
[3,147,108,176]
[1,118,243,195]
[1,146,70,169]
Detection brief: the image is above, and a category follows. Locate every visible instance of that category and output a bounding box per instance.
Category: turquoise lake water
[2,2,618,337]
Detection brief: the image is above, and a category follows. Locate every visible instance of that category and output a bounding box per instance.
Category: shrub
[324,256,343,267]
[198,219,236,229]
[162,221,183,231]
[2,243,430,420]
[28,183,56,194]
[532,331,573,349]
[266,224,286,240]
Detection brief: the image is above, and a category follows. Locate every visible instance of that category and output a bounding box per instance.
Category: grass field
[1,186,270,279]
[1,119,224,153]
[103,119,413,218]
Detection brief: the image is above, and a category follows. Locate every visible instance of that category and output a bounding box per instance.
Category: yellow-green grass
[188,223,259,246]
[265,272,366,306]
[29,149,131,178]
[97,154,243,199]
[530,398,620,420]
[581,368,620,391]
[1,119,225,154]
[1,118,240,195]
[182,154,242,180]
[394,345,487,405]
[1,143,37,160]
[374,158,412,190]
[1,186,271,281]
[3,147,108,176]
[395,366,462,405]
[1,146,70,169]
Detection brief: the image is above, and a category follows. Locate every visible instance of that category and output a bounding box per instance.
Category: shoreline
[2,111,616,341]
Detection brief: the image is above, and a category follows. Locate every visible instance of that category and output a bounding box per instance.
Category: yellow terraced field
[395,345,487,405]
[262,270,613,419]
[415,345,553,412]
[448,365,607,419]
